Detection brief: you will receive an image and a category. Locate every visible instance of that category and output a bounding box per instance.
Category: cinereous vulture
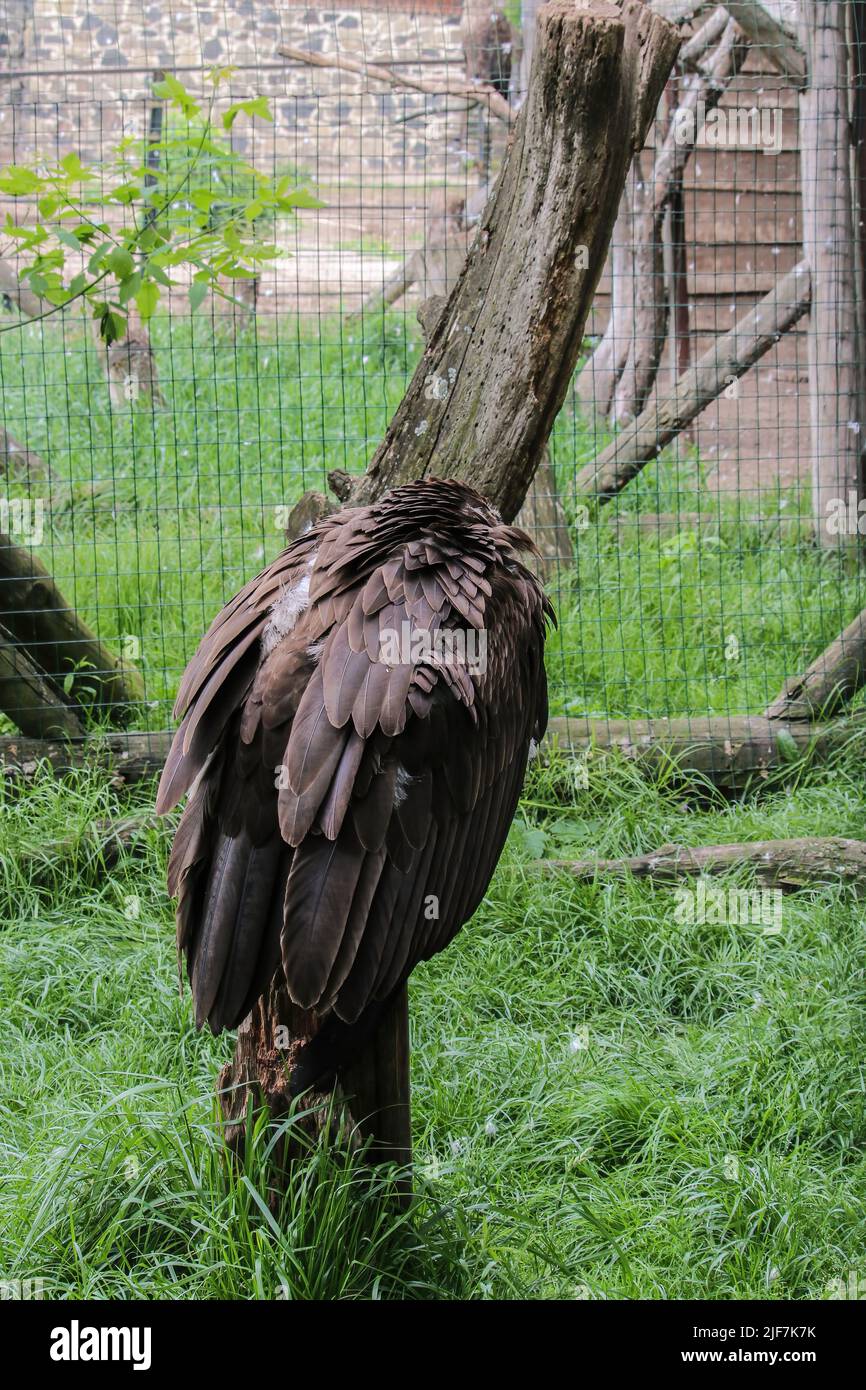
[157,478,553,1090]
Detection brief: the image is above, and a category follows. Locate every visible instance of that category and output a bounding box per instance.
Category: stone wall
[0,1,476,186]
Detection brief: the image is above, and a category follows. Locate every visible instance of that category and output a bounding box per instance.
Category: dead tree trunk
[578,9,745,424]
[220,0,681,1174]
[351,1,680,520]
[799,1,864,548]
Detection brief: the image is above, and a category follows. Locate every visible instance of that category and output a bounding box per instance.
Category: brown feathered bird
[157,478,552,1092]
[461,4,515,98]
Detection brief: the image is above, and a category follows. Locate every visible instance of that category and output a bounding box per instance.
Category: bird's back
[157,479,552,1078]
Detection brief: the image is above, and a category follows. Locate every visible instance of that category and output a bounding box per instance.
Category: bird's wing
[159,512,549,1033]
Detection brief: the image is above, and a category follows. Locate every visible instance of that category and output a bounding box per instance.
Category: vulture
[157,478,553,1092]
[461,5,515,99]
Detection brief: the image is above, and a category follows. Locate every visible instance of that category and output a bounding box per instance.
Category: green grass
[1,310,865,1299]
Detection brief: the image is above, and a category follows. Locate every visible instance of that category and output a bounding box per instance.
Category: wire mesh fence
[1,0,864,765]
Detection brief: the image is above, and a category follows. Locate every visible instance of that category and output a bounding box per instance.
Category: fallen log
[542,836,866,892]
[546,712,866,789]
[764,602,866,720]
[575,261,811,502]
[0,530,144,721]
[0,730,171,785]
[4,713,863,795]
[0,622,85,739]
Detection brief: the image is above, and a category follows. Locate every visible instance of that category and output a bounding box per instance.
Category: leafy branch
[0,67,322,341]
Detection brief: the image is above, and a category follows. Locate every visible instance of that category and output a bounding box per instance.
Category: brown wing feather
[158,479,552,1044]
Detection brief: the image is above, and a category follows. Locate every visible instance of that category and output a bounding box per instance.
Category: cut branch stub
[353,0,681,521]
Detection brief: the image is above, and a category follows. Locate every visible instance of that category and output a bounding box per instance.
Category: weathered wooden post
[217,0,680,1176]
[799,1,864,548]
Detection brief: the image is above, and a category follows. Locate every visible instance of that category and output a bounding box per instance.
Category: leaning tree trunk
[0,530,144,724]
[217,0,681,1172]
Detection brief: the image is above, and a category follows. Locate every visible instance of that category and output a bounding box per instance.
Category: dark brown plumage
[157,478,552,1088]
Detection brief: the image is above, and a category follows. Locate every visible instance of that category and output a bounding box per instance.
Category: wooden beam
[724,2,806,86]
[575,261,811,502]
[0,730,171,786]
[4,711,864,796]
[546,712,864,789]
[0,530,144,721]
[0,622,84,739]
[764,602,866,719]
[276,42,514,126]
[799,2,863,548]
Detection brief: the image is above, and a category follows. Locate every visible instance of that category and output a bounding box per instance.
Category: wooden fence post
[799,1,864,549]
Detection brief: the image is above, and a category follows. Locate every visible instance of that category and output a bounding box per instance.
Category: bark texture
[764,602,866,720]
[0,530,144,723]
[547,712,864,790]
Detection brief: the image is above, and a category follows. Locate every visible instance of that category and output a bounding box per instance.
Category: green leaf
[59,152,90,182]
[282,188,325,211]
[88,241,114,274]
[152,73,200,118]
[56,226,85,251]
[118,271,142,304]
[98,308,126,345]
[222,95,273,130]
[106,246,135,278]
[105,182,142,205]
[0,166,43,195]
[775,729,801,764]
[188,278,209,312]
[135,280,159,320]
